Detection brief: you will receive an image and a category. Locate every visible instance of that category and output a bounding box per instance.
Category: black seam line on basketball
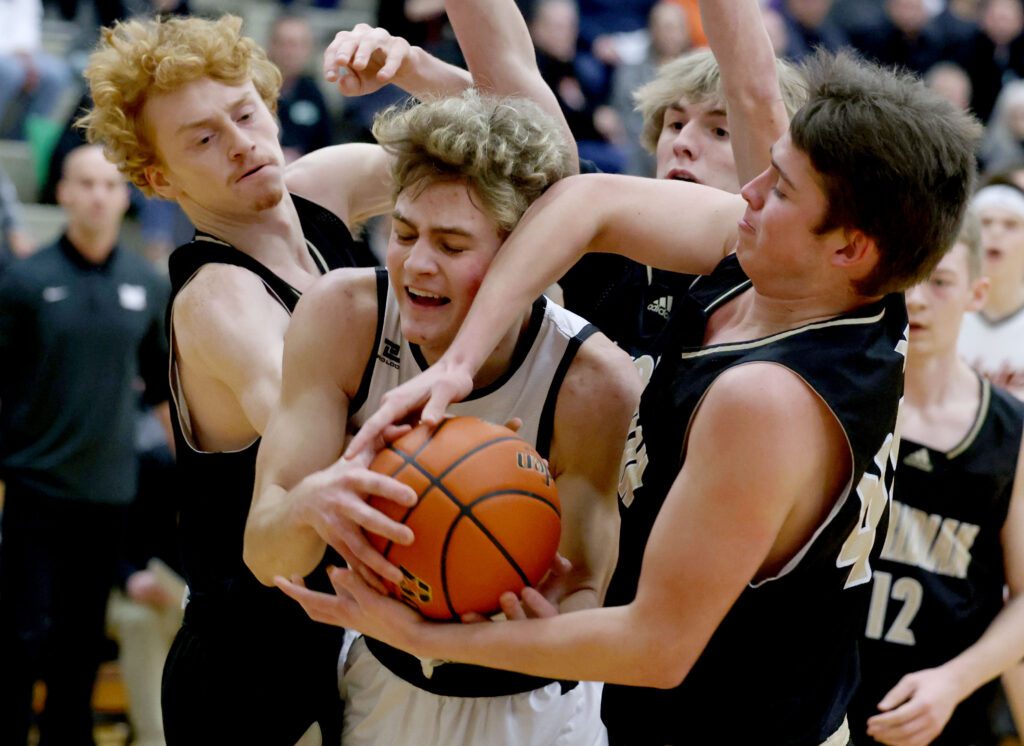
[376,431,521,558]
[441,489,561,619]
[466,489,561,519]
[377,418,456,560]
[389,436,537,610]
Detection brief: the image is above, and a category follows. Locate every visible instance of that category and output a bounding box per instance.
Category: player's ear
[967,275,990,313]
[144,164,178,200]
[833,229,878,284]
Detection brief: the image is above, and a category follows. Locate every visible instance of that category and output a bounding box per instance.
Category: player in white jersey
[244,91,639,745]
[958,184,1024,399]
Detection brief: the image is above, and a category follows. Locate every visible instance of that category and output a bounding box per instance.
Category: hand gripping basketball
[367,416,561,620]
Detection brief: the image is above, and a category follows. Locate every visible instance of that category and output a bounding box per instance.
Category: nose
[227,121,256,160]
[905,282,928,311]
[671,121,699,160]
[740,167,770,211]
[403,237,437,276]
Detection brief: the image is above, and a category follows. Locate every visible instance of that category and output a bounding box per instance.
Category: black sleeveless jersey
[602,254,909,745]
[166,194,376,604]
[851,378,1024,746]
[558,159,691,357]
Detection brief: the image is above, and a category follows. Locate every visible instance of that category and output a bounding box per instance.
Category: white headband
[971,185,1024,220]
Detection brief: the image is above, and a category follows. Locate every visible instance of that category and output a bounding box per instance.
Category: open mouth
[667,169,699,183]
[238,164,267,182]
[406,287,450,307]
[986,248,1004,261]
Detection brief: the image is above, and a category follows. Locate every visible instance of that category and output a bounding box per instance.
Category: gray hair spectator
[981,79,1024,171]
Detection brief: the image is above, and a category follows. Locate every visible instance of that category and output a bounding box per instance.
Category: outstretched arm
[699,0,791,185]
[446,0,577,171]
[288,364,846,687]
[346,174,743,454]
[866,438,1024,746]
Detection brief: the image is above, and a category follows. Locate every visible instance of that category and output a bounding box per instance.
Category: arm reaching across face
[346,174,743,456]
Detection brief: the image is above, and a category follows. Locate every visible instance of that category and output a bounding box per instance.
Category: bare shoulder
[172,263,288,363]
[697,362,845,455]
[285,267,381,395]
[557,333,642,430]
[289,267,379,340]
[285,143,391,226]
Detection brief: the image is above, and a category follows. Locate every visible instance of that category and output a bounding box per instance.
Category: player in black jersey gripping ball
[285,39,983,746]
[849,214,1024,746]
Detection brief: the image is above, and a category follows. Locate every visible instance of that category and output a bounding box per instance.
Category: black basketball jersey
[558,159,692,357]
[166,194,376,603]
[602,254,909,745]
[851,377,1024,746]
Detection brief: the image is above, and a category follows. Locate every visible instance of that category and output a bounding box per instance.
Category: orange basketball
[367,416,561,620]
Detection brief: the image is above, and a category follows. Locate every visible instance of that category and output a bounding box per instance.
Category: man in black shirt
[0,144,170,746]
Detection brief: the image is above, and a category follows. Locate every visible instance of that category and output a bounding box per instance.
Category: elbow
[242,540,277,588]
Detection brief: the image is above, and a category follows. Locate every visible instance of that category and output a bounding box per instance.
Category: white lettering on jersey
[618,355,656,509]
[836,330,907,588]
[880,499,980,579]
[865,570,922,646]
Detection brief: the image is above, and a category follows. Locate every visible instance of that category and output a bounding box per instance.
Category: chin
[252,185,285,212]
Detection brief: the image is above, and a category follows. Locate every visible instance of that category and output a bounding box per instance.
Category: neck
[66,223,118,264]
[983,276,1024,320]
[183,192,313,271]
[904,346,966,410]
[715,281,875,344]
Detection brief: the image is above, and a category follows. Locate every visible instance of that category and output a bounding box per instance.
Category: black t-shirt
[0,235,169,504]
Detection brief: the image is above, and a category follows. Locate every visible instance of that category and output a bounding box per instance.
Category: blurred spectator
[607,1,692,175]
[962,0,1024,122]
[935,0,983,47]
[0,166,35,272]
[849,0,953,75]
[0,0,75,139]
[981,79,1024,170]
[828,0,887,34]
[106,408,182,746]
[663,0,707,47]
[0,144,170,745]
[779,0,850,60]
[54,0,126,28]
[268,12,334,163]
[576,0,658,101]
[925,60,974,111]
[376,0,461,65]
[958,184,1024,398]
[531,0,625,171]
[762,5,792,56]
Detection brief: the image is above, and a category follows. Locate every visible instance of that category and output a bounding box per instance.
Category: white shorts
[339,636,608,746]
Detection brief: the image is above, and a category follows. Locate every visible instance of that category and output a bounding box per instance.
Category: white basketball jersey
[958,309,1024,395]
[349,271,596,455]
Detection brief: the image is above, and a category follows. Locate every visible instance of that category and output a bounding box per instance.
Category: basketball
[367,416,561,620]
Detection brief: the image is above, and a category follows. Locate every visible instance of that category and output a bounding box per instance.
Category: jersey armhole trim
[535,324,598,459]
[348,268,389,415]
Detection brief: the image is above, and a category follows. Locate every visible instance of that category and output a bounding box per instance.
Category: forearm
[414,603,690,688]
[393,45,473,99]
[699,0,786,183]
[442,176,607,376]
[243,484,326,586]
[445,0,576,166]
[941,596,1024,700]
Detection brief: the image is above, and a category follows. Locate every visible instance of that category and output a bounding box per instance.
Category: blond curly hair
[78,14,281,194]
[372,90,573,234]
